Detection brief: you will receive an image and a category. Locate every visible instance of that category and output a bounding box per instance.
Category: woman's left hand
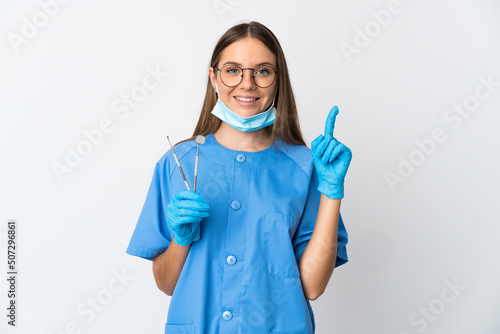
[311,106,352,199]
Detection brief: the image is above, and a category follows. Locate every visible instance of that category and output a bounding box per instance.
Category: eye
[255,67,271,76]
[225,66,241,75]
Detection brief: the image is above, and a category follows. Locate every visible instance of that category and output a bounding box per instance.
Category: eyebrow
[221,61,276,68]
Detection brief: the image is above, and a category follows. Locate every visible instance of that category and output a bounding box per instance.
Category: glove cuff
[174,234,191,246]
[317,182,344,199]
[174,223,201,246]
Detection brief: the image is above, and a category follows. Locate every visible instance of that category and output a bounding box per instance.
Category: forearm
[152,238,191,296]
[299,194,341,301]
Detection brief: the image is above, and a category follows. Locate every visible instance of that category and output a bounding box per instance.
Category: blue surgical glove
[311,106,352,199]
[166,189,210,246]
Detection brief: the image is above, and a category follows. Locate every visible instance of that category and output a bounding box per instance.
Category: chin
[232,105,262,117]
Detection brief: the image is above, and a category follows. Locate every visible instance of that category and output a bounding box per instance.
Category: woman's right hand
[166,189,210,246]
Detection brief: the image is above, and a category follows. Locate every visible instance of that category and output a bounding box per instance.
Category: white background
[1,0,500,333]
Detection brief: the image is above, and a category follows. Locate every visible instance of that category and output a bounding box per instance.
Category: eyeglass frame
[213,64,279,88]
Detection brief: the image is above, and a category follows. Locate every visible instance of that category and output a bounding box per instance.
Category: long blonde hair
[177,21,306,148]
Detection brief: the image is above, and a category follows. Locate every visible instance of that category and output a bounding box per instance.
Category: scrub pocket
[164,323,194,334]
[261,212,300,278]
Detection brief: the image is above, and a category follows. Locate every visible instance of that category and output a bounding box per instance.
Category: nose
[239,69,256,89]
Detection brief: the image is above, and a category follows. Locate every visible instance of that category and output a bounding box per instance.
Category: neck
[214,122,273,152]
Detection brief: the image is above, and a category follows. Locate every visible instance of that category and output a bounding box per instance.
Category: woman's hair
[178,21,306,147]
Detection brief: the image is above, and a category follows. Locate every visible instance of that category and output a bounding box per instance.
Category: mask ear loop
[267,78,279,110]
[263,88,278,112]
[269,92,277,109]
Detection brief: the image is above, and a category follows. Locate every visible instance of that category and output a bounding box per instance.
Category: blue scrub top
[126,132,348,334]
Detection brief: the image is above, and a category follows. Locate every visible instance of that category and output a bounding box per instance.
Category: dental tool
[193,135,206,191]
[167,135,191,190]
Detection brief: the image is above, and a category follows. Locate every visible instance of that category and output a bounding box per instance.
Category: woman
[126,21,352,334]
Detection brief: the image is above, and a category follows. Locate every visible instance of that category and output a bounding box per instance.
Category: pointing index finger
[324,106,339,137]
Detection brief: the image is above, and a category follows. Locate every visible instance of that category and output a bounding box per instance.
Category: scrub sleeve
[126,161,175,261]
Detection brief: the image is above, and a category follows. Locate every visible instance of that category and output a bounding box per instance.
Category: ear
[208,67,216,89]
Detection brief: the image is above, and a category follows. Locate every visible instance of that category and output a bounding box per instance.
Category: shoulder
[275,139,314,179]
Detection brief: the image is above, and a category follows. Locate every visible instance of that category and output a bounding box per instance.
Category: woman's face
[209,37,278,118]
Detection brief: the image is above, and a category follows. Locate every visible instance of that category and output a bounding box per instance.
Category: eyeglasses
[213,64,279,88]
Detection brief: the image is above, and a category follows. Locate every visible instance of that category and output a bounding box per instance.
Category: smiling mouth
[234,97,259,102]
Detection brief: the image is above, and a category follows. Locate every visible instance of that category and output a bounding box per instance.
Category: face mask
[211,82,276,132]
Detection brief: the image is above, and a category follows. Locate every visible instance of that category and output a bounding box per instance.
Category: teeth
[235,97,257,102]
